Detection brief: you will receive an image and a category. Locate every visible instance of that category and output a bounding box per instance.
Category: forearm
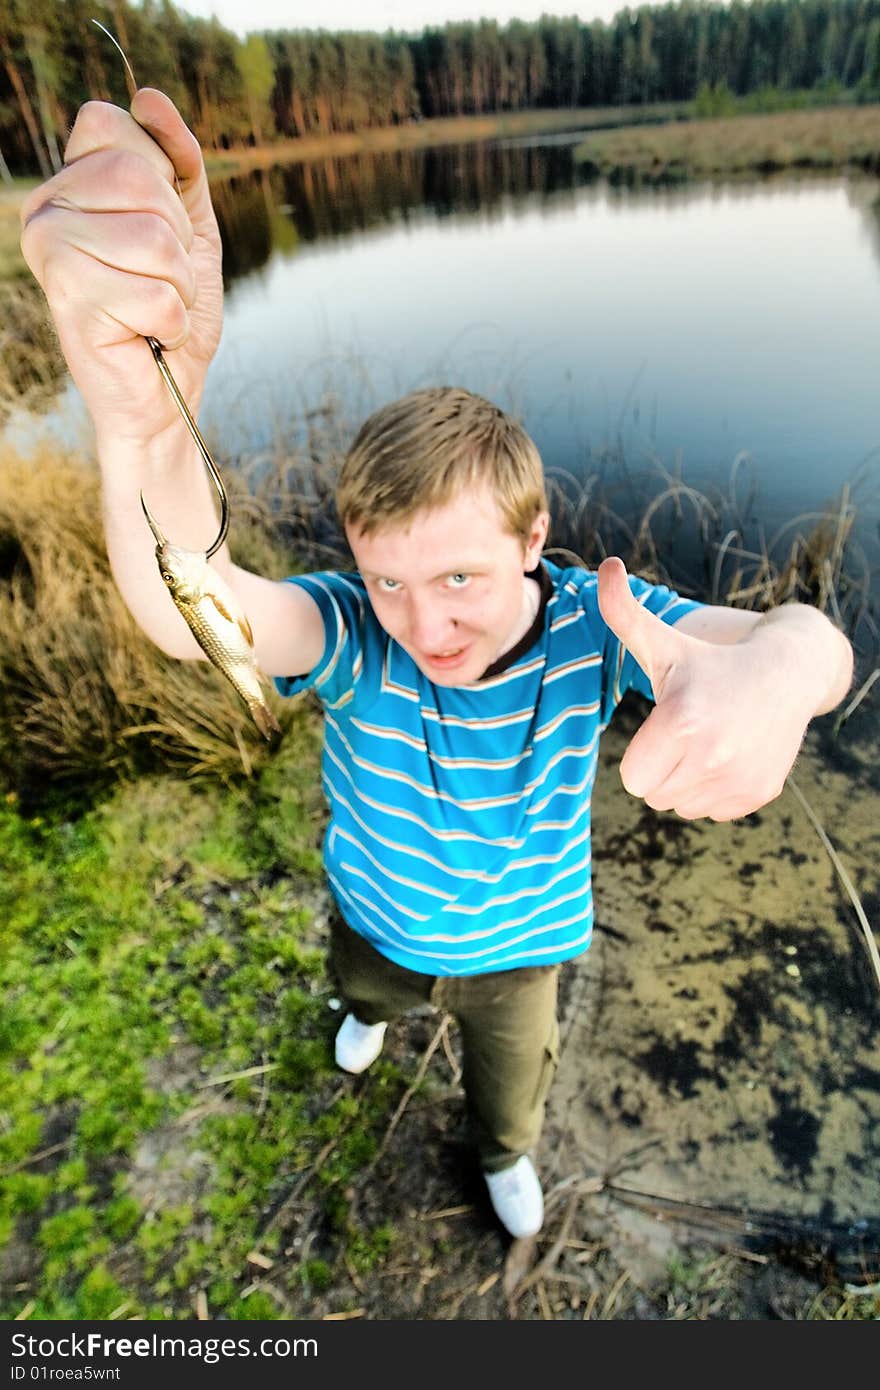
[676,600,854,718]
[746,602,854,716]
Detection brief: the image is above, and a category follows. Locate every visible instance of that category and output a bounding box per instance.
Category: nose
[406,593,456,653]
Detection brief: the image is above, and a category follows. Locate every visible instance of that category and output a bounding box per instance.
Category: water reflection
[211,141,880,286]
[212,140,598,280]
[212,177,275,286]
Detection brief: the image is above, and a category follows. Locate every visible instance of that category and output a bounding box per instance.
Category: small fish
[141,497,281,742]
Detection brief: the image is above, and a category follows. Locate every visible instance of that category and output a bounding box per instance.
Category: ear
[523,511,550,570]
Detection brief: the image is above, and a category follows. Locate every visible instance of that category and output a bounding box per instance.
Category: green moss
[104,1194,142,1241]
[74,1265,135,1320]
[55,1158,88,1191]
[171,1238,211,1288]
[276,1037,332,1088]
[304,1258,332,1292]
[0,714,412,1319]
[347,1223,395,1274]
[37,1205,97,1253]
[5,1172,51,1215]
[206,1277,236,1308]
[177,985,226,1047]
[137,1204,196,1280]
[226,1290,282,1319]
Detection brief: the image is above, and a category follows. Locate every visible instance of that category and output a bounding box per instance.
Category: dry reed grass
[545,443,877,645]
[223,395,354,575]
[0,278,68,424]
[0,445,294,794]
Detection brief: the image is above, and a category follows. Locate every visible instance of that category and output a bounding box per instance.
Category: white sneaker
[484,1155,544,1238]
[334,1013,388,1074]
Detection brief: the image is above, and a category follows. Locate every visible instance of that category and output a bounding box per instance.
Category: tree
[861,14,880,95]
[385,36,417,123]
[236,32,275,144]
[24,24,62,172]
[778,2,808,89]
[0,1,51,178]
[3,0,880,175]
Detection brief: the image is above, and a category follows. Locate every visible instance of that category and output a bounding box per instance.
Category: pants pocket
[530,1013,560,1113]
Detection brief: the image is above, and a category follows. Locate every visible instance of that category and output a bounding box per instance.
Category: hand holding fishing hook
[91,18,228,561]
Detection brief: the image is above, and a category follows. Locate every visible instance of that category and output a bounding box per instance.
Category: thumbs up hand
[596,557,833,822]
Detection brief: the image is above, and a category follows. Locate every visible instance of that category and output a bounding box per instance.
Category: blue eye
[448,573,470,587]
[377,578,401,592]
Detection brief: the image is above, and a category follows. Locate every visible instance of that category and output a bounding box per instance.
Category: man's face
[346,482,549,687]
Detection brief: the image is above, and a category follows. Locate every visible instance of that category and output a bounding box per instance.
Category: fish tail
[250,699,282,742]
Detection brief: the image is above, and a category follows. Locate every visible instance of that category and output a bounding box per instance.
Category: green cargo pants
[329,915,560,1173]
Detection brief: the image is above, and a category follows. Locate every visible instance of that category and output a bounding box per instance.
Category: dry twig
[197,1061,279,1088]
[0,1140,70,1178]
[786,774,880,992]
[600,1269,632,1318]
[508,1188,582,1302]
[366,1014,452,1172]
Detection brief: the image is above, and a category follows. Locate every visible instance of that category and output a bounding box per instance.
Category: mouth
[420,645,470,673]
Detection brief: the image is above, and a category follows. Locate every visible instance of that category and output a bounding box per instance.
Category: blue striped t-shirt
[275,559,701,976]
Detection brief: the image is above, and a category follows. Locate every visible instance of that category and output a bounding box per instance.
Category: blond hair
[337,387,547,543]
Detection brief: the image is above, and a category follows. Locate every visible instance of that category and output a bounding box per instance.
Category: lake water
[201,141,880,572]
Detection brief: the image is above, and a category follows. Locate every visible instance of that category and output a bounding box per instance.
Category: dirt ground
[313,695,880,1320]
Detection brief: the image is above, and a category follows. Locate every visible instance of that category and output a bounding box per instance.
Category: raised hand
[596,556,840,822]
[20,89,222,448]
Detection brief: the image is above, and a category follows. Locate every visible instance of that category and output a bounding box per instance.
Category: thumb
[596,556,682,690]
[130,88,218,240]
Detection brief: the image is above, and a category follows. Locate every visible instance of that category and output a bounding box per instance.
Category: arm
[20,89,324,679]
[98,431,325,677]
[598,558,855,822]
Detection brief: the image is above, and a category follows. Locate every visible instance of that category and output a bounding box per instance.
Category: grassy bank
[574,104,880,180]
[0,446,405,1320]
[201,102,690,178]
[200,91,862,180]
[0,758,346,1320]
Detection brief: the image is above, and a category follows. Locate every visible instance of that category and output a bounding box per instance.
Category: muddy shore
[323,694,879,1318]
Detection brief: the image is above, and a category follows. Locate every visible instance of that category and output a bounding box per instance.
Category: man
[20,90,854,1238]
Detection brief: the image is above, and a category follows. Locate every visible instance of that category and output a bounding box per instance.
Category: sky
[174,2,631,38]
